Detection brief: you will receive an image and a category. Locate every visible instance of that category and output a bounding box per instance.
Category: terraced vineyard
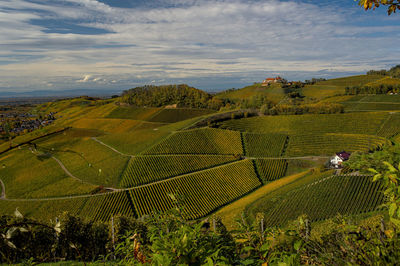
[106,106,161,120]
[243,133,287,157]
[260,175,385,227]
[285,133,389,157]
[377,113,400,138]
[129,160,261,219]
[220,112,388,135]
[0,190,134,222]
[120,155,238,187]
[254,159,288,183]
[145,128,243,155]
[342,102,400,111]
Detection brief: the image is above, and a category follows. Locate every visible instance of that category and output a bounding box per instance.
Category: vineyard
[129,160,261,219]
[120,155,238,187]
[377,113,400,138]
[243,133,287,157]
[342,102,400,111]
[285,133,389,157]
[0,190,134,222]
[259,175,385,227]
[145,128,243,155]
[253,159,288,183]
[106,106,161,120]
[219,112,388,135]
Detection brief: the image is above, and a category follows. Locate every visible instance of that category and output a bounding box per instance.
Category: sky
[0,0,399,93]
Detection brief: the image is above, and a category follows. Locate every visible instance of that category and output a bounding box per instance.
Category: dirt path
[92,137,133,157]
[0,178,5,199]
[51,156,118,191]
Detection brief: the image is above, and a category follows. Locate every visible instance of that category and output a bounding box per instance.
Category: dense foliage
[120,84,220,109]
[345,84,400,95]
[367,65,400,78]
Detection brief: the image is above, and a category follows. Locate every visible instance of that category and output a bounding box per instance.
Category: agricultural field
[129,160,261,219]
[120,155,238,187]
[253,159,288,183]
[106,106,161,120]
[145,128,243,155]
[341,94,400,111]
[146,108,215,123]
[258,175,385,227]
[285,133,389,157]
[243,133,287,157]
[220,112,388,135]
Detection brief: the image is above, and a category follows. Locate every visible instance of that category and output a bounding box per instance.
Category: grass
[215,170,310,230]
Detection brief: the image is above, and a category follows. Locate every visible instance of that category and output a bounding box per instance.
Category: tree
[359,0,400,15]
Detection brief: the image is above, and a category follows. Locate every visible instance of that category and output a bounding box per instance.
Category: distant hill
[0,89,123,98]
[120,84,222,109]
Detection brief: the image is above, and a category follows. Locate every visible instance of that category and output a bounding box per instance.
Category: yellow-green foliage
[145,128,243,155]
[220,112,388,135]
[129,160,261,219]
[120,155,238,187]
[365,76,400,87]
[285,133,389,156]
[243,133,287,157]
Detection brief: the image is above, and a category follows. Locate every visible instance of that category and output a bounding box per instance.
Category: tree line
[345,84,400,95]
[367,65,400,78]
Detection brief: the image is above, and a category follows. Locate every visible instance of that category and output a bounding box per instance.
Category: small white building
[330,151,351,168]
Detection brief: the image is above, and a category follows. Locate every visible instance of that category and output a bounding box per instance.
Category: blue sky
[0,0,399,92]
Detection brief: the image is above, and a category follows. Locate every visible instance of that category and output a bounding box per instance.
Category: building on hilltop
[330,151,351,169]
[262,76,284,86]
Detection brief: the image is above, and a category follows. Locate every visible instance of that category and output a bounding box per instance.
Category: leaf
[6,227,17,239]
[69,243,77,249]
[294,240,303,251]
[390,217,400,228]
[389,203,397,217]
[18,227,29,233]
[14,208,23,218]
[5,240,16,249]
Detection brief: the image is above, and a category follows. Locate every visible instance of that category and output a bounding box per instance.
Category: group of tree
[261,102,344,115]
[345,84,400,95]
[367,65,400,78]
[359,0,400,15]
[120,84,222,109]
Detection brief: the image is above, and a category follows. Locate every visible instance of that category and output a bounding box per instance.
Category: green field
[106,106,161,120]
[145,128,243,155]
[120,155,238,187]
[243,133,287,157]
[220,112,388,135]
[129,160,261,219]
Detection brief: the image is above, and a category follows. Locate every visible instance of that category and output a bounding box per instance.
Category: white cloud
[77,74,92,83]
[0,0,399,91]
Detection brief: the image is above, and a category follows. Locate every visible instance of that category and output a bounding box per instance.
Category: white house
[330,151,351,168]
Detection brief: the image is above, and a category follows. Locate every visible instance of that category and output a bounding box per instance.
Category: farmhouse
[262,76,283,86]
[330,151,351,168]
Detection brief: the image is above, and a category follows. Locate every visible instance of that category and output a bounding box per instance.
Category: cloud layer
[0,0,399,92]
